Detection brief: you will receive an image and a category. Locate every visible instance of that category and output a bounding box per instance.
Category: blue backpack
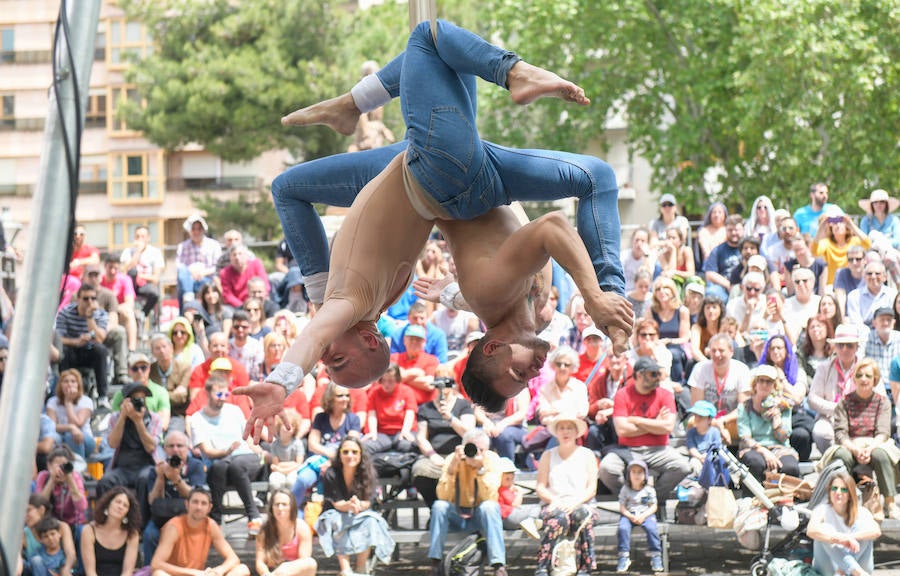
[698,446,731,488]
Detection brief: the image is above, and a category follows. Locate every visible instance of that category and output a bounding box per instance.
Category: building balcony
[0,183,31,197]
[166,176,262,191]
[79,181,107,194]
[0,117,44,131]
[0,50,53,65]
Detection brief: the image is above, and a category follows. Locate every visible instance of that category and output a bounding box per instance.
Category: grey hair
[549,345,579,366]
[462,428,490,448]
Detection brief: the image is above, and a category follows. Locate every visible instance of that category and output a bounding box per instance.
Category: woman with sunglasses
[167,317,205,369]
[824,358,900,519]
[536,346,588,449]
[315,437,394,576]
[244,297,272,341]
[807,471,880,576]
[255,489,317,576]
[811,207,871,286]
[645,276,691,385]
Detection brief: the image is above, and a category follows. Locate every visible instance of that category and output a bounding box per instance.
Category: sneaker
[650,554,664,573]
[616,556,631,573]
[96,397,111,410]
[247,517,262,536]
[887,503,900,519]
[519,517,541,540]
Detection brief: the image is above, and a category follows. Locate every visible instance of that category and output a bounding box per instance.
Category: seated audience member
[429,429,507,576]
[846,260,897,327]
[263,412,306,491]
[188,332,250,402]
[586,351,633,457]
[627,319,674,392]
[833,245,866,313]
[535,414,599,576]
[390,301,449,363]
[865,307,900,392]
[646,277,691,385]
[616,459,665,574]
[195,282,233,338]
[808,324,870,453]
[244,297,272,341]
[97,381,162,515]
[191,375,264,532]
[762,214,796,274]
[413,376,476,505]
[22,495,76,576]
[80,263,130,387]
[477,387,529,465]
[574,325,606,383]
[257,332,289,382]
[151,487,250,576]
[734,318,770,368]
[36,413,60,471]
[817,293,844,333]
[186,356,253,420]
[81,487,141,576]
[690,297,725,363]
[538,346,589,433]
[683,282,705,323]
[57,284,110,407]
[45,369,95,458]
[621,226,656,294]
[291,383,361,510]
[727,239,768,296]
[175,214,221,310]
[168,317,205,370]
[112,352,172,431]
[255,489,317,576]
[119,224,164,317]
[496,457,541,535]
[657,224,695,281]
[390,324,440,405]
[29,516,73,576]
[149,333,192,431]
[797,315,834,379]
[685,400,722,475]
[827,358,900,519]
[271,310,299,349]
[784,235,827,296]
[247,278,280,322]
[702,214,744,302]
[688,333,751,444]
[537,286,573,347]
[600,357,691,503]
[736,365,799,487]
[432,303,479,358]
[220,244,270,308]
[229,310,264,374]
[363,364,417,454]
[35,446,88,528]
[143,430,206,563]
[698,202,728,265]
[811,207,871,286]
[315,438,395,576]
[649,193,691,247]
[725,271,767,338]
[783,267,821,342]
[807,471,880,576]
[759,335,813,461]
[626,270,654,322]
[100,251,139,352]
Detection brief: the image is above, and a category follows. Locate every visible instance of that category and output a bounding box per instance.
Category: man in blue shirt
[702,215,745,303]
[793,182,834,237]
[390,301,449,363]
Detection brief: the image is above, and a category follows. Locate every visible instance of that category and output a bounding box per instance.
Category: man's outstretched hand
[234,382,289,445]
[413,275,454,303]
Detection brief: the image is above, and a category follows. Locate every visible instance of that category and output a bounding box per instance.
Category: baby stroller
[713,448,848,576]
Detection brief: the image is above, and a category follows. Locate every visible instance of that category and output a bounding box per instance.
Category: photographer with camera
[142,430,206,561]
[412,373,475,506]
[429,429,508,576]
[34,446,88,527]
[97,381,163,520]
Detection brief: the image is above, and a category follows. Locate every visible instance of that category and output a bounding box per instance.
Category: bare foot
[507,61,590,106]
[281,92,361,136]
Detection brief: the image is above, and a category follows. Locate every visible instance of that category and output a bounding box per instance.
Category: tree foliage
[480,0,900,216]
[191,189,282,242]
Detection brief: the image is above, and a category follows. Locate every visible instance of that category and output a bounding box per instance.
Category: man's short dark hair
[739,237,761,251]
[34,516,61,537]
[101,251,120,263]
[76,284,97,298]
[231,310,250,325]
[189,485,212,503]
[725,214,744,227]
[204,374,229,393]
[461,342,507,413]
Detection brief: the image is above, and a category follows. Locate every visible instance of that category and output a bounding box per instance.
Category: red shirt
[391,351,440,405]
[575,352,605,383]
[285,390,311,419]
[498,485,516,519]
[587,358,634,419]
[612,383,675,447]
[219,258,270,308]
[70,244,99,279]
[367,383,417,435]
[454,356,470,400]
[185,388,252,418]
[189,357,250,392]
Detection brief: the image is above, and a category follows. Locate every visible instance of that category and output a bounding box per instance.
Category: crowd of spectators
[12,182,900,574]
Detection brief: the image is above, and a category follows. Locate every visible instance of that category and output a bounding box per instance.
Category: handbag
[763,471,813,502]
[706,486,737,529]
[550,515,592,576]
[304,491,324,534]
[522,426,553,453]
[858,475,884,523]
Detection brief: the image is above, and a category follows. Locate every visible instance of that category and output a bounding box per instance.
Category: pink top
[280,531,300,561]
[35,470,88,525]
[219,258,270,307]
[100,272,135,304]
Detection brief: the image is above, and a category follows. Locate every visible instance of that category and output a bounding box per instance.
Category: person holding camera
[811,206,871,286]
[412,374,475,506]
[97,381,163,515]
[111,353,172,432]
[429,429,507,576]
[34,446,88,527]
[142,430,206,563]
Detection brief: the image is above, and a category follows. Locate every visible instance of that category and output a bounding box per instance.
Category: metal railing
[0,117,44,132]
[0,50,53,65]
[166,176,262,191]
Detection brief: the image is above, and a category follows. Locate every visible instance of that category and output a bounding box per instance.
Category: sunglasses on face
[638,332,657,338]
[172,330,188,336]
[830,486,849,494]
[848,257,864,263]
[214,391,231,399]
[129,364,150,372]
[836,343,857,349]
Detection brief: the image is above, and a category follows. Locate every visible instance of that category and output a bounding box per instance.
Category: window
[0,95,12,130]
[108,151,164,203]
[106,19,150,69]
[109,219,163,251]
[94,29,106,61]
[107,85,140,135]
[0,28,13,63]
[79,155,107,194]
[85,93,107,128]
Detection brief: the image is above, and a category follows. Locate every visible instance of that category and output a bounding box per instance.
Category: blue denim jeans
[271,20,624,295]
[429,499,506,566]
[617,514,662,554]
[813,539,873,576]
[61,430,96,459]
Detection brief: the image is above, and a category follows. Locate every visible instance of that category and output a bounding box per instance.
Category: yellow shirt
[812,236,871,285]
[436,450,501,508]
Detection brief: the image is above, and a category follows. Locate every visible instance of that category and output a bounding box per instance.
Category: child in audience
[264,412,306,490]
[496,457,542,538]
[29,517,70,576]
[617,460,664,573]
[685,400,723,475]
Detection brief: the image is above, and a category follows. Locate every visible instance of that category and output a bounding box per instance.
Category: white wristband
[265,361,304,396]
[440,281,461,311]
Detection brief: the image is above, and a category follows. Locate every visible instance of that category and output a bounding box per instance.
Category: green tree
[479,0,900,216]
[191,189,282,242]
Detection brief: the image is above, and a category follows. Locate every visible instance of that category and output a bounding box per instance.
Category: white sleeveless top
[548,446,594,495]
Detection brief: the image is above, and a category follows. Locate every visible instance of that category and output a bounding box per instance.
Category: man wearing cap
[649,193,690,247]
[188,332,250,402]
[78,263,130,389]
[846,260,897,327]
[793,182,833,237]
[808,324,887,453]
[864,307,900,390]
[175,214,222,310]
[702,214,745,302]
[56,284,113,407]
[111,352,172,431]
[783,267,821,342]
[575,325,608,384]
[389,301,449,363]
[599,356,690,504]
[688,333,751,445]
[620,227,656,293]
[191,375,265,531]
[97,381,163,514]
[762,216,798,275]
[391,323,440,405]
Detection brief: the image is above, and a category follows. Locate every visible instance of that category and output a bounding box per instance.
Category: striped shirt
[55,303,108,338]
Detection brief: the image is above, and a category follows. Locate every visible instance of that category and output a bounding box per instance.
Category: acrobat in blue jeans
[272,20,624,303]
